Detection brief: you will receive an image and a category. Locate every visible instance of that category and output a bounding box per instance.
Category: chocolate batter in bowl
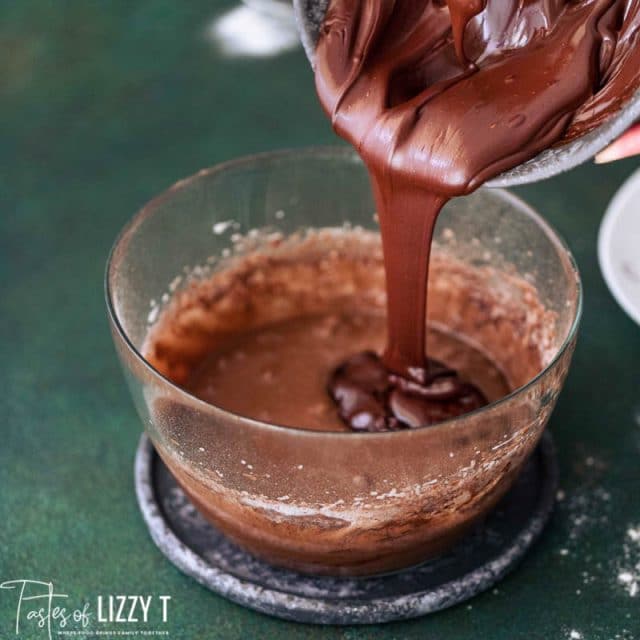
[106,149,581,576]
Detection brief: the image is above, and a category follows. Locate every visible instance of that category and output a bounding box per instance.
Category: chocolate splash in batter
[317,0,639,430]
[329,351,487,431]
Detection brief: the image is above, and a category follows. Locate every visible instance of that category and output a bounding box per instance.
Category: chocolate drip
[447,0,486,65]
[317,0,639,431]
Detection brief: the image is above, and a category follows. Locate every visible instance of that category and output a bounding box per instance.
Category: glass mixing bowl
[106,147,581,576]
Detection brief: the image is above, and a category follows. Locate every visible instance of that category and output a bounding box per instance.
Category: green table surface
[2,2,639,638]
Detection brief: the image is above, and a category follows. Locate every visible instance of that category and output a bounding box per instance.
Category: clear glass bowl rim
[105,145,583,439]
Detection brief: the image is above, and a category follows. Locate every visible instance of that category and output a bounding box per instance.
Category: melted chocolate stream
[317,0,639,431]
[447,0,486,66]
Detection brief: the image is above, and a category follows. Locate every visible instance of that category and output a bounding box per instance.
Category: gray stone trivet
[292,0,640,188]
[134,431,557,624]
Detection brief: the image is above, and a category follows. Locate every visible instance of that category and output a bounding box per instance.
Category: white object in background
[208,1,299,58]
[598,166,640,326]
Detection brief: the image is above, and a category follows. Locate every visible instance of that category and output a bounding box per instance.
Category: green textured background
[1,2,639,638]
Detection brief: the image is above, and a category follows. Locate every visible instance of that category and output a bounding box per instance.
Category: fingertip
[595,124,640,164]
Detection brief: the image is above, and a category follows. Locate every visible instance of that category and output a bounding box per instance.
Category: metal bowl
[293,0,640,188]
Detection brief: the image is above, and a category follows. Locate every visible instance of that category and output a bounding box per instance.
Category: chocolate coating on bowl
[315,0,640,187]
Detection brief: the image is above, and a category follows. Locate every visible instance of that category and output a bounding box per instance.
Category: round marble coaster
[134,432,557,625]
